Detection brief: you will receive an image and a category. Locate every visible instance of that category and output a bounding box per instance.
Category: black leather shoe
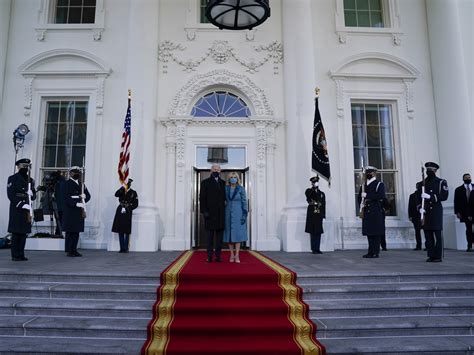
[467,248,472,252]
[314,250,323,254]
[67,253,75,257]
[11,257,22,261]
[215,257,222,262]
[73,252,82,257]
[382,248,387,251]
[430,258,442,262]
[413,247,421,251]
[362,254,371,258]
[206,257,212,263]
[426,257,433,262]
[20,256,28,261]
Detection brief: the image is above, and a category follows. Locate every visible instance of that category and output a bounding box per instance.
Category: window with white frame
[53,0,96,24]
[200,0,210,23]
[191,91,251,118]
[344,0,385,27]
[352,102,397,216]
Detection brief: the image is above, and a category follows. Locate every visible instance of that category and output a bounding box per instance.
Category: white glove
[419,208,426,214]
[27,190,34,197]
[361,192,367,198]
[22,204,31,210]
[121,207,126,214]
[421,192,430,199]
[76,202,85,208]
[80,194,86,200]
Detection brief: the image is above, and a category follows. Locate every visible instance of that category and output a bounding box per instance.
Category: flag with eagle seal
[312,96,331,185]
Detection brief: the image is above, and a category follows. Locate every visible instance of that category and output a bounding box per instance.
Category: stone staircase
[0,263,473,354]
[301,273,474,354]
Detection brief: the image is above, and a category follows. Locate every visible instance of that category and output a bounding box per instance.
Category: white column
[0,0,11,111]
[161,123,177,249]
[264,124,279,249]
[124,0,160,251]
[254,123,268,249]
[281,0,316,251]
[426,0,474,249]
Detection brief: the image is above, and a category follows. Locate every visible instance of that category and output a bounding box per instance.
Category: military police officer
[62,166,91,257]
[418,162,448,262]
[305,176,326,254]
[7,158,36,261]
[358,166,386,258]
[112,178,139,253]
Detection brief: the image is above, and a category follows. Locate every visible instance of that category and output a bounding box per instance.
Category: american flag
[118,94,131,186]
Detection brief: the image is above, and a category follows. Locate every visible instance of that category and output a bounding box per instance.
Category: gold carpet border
[145,250,194,355]
[249,251,323,355]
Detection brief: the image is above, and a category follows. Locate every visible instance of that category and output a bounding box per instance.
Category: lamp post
[205,0,270,30]
[12,123,30,172]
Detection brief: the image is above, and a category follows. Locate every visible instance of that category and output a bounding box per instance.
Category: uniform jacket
[358,179,386,236]
[454,183,473,222]
[305,187,326,235]
[62,179,91,233]
[199,176,226,230]
[416,176,448,230]
[408,191,421,228]
[223,185,248,243]
[112,187,139,235]
[7,172,36,234]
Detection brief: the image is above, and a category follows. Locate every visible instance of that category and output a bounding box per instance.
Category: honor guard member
[358,166,386,258]
[417,162,449,262]
[112,179,139,253]
[63,166,91,257]
[7,159,36,261]
[454,173,473,252]
[305,176,326,254]
[408,183,423,250]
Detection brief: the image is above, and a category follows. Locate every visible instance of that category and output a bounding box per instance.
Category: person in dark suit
[305,176,326,254]
[112,179,139,253]
[53,170,67,237]
[408,185,423,250]
[7,159,36,261]
[200,164,226,262]
[380,197,390,251]
[417,162,449,262]
[358,166,386,258]
[62,166,91,257]
[454,173,473,252]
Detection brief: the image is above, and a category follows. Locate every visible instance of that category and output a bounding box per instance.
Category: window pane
[192,91,250,118]
[344,0,356,9]
[357,11,370,27]
[381,173,396,193]
[351,105,365,125]
[368,147,382,168]
[385,195,397,216]
[70,0,82,6]
[344,10,357,27]
[56,146,69,167]
[71,146,86,166]
[352,126,365,147]
[68,7,82,23]
[366,126,380,147]
[55,7,68,23]
[73,124,87,145]
[83,0,96,6]
[44,124,58,145]
[353,148,366,168]
[356,0,369,10]
[57,0,69,6]
[47,103,60,123]
[369,0,381,10]
[74,102,88,123]
[371,11,383,27]
[200,0,209,23]
[379,105,391,126]
[82,7,96,23]
[365,104,379,125]
[381,127,392,149]
[382,149,394,169]
[43,146,57,167]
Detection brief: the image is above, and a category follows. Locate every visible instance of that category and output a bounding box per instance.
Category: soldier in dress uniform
[305,176,326,254]
[454,173,473,252]
[7,158,36,261]
[62,166,91,257]
[112,178,139,253]
[408,184,423,250]
[358,166,386,258]
[417,162,449,262]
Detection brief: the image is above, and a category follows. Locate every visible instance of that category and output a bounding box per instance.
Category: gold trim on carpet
[145,251,194,355]
[249,251,323,355]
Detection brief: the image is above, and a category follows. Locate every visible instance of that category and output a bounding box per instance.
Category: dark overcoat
[305,188,325,234]
[454,183,473,222]
[358,179,386,236]
[416,176,448,230]
[62,179,91,233]
[7,173,36,234]
[408,191,421,228]
[112,187,139,234]
[199,176,226,231]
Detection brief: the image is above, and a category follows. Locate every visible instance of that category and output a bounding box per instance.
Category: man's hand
[22,204,31,210]
[421,192,430,200]
[361,192,367,198]
[80,194,86,200]
[419,208,426,214]
[27,190,34,197]
[121,207,126,214]
[76,202,85,208]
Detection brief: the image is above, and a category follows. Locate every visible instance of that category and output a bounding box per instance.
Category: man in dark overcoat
[7,158,36,261]
[408,184,423,250]
[454,173,473,252]
[112,179,139,253]
[305,176,326,254]
[62,166,91,257]
[417,162,449,262]
[200,164,226,262]
[358,166,386,258]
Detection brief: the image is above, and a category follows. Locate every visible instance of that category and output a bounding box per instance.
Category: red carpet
[142,250,325,354]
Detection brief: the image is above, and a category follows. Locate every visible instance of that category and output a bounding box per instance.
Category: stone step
[0,335,144,354]
[0,281,157,300]
[302,281,474,300]
[307,297,474,317]
[0,273,160,285]
[320,335,474,354]
[312,315,474,338]
[0,297,154,318]
[0,315,148,339]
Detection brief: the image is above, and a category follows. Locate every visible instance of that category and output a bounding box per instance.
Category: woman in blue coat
[223,172,248,263]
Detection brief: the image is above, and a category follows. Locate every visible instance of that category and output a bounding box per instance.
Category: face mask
[312,182,319,188]
[229,177,238,184]
[426,170,435,178]
[464,179,471,185]
[365,174,373,180]
[19,168,28,175]
[211,172,219,178]
[71,173,80,180]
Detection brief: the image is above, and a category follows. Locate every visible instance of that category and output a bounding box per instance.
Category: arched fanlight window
[191,91,251,118]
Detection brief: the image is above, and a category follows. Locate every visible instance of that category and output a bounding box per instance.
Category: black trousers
[464,220,473,249]
[206,230,223,259]
[65,232,80,254]
[424,229,443,259]
[119,233,130,251]
[380,234,387,249]
[54,211,63,236]
[11,233,27,259]
[367,235,381,256]
[413,223,423,249]
[310,233,321,252]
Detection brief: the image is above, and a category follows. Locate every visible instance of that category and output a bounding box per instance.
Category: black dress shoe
[11,257,22,261]
[20,256,28,261]
[466,248,472,252]
[381,248,387,251]
[314,250,323,254]
[430,258,442,262]
[206,257,212,263]
[362,254,372,258]
[426,257,433,262]
[413,247,421,251]
[73,252,82,257]
[215,257,222,262]
[67,253,75,257]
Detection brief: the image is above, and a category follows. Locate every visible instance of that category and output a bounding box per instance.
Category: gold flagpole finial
[128,89,132,99]
[315,87,320,97]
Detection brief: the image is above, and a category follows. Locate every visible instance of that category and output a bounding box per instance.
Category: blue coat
[358,179,386,236]
[7,172,36,234]
[223,185,248,243]
[62,179,91,233]
[416,176,448,230]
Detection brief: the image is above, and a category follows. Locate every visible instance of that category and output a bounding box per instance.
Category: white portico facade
[0,0,472,252]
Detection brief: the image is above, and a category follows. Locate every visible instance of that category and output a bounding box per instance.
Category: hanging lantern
[207,147,229,163]
[205,0,270,31]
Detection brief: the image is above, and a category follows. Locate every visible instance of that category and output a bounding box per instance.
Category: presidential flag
[118,93,131,187]
[311,95,331,184]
